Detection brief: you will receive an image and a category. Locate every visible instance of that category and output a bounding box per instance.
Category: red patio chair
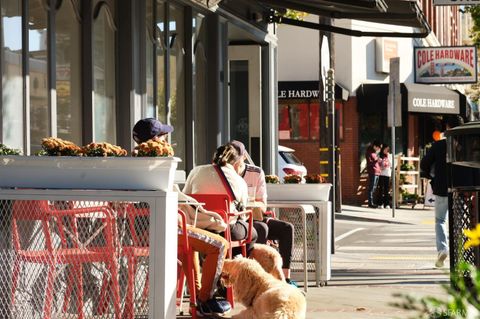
[11,200,121,319]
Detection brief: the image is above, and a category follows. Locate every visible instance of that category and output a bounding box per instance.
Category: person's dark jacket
[420,139,447,196]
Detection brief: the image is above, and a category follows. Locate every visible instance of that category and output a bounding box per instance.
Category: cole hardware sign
[414,46,477,84]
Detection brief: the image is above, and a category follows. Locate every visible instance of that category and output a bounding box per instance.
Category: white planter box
[0,156,181,191]
[267,183,332,201]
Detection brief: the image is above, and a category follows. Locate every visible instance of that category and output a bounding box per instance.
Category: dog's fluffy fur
[249,244,285,281]
[222,258,306,319]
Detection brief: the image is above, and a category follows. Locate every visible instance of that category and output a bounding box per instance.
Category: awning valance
[357,83,461,115]
[404,83,459,114]
[260,0,431,38]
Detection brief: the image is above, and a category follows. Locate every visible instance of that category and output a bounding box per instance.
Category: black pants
[253,219,294,269]
[230,219,258,256]
[378,175,390,206]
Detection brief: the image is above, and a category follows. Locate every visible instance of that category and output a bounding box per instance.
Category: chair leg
[124,255,136,319]
[11,256,20,308]
[140,272,149,311]
[76,265,84,319]
[62,266,75,314]
[43,263,56,319]
[108,260,122,319]
[96,273,110,315]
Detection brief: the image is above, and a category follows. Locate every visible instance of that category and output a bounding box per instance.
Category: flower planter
[0,156,181,191]
[266,183,332,201]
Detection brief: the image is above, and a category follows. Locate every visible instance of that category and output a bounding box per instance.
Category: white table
[267,200,331,291]
[0,188,178,319]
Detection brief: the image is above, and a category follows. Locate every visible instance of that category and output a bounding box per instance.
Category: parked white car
[278,145,307,180]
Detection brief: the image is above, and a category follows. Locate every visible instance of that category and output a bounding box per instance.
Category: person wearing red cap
[230,140,297,287]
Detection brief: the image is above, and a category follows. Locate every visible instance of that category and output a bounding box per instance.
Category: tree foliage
[282,9,308,20]
[465,6,480,46]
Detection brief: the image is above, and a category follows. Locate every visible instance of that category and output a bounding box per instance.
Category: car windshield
[280,151,302,165]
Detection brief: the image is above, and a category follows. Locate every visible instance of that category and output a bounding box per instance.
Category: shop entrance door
[228,45,262,165]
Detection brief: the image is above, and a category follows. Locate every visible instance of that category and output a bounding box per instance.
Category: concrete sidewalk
[226,204,450,319]
[302,204,449,319]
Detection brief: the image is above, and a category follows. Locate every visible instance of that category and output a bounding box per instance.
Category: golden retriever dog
[249,244,285,281]
[221,258,306,319]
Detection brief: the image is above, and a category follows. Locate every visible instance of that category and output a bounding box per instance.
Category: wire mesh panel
[0,199,152,319]
[450,191,479,270]
[273,207,318,273]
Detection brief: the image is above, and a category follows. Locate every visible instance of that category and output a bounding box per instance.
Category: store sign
[278,82,320,99]
[376,38,398,73]
[405,83,459,114]
[414,46,477,84]
[434,0,480,5]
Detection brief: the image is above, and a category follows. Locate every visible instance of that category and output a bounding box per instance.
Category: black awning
[357,83,461,115]
[261,0,431,38]
[404,83,459,114]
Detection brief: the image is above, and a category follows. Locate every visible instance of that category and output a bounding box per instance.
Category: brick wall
[338,97,363,205]
[279,141,322,175]
[279,97,363,205]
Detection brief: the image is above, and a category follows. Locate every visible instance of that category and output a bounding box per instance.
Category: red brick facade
[281,97,364,205]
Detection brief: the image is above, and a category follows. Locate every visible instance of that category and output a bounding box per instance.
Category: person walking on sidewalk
[378,144,392,208]
[366,140,382,208]
[420,115,464,268]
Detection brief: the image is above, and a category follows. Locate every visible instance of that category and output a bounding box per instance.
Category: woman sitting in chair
[183,143,259,256]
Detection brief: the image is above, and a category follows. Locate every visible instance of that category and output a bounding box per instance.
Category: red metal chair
[11,200,121,319]
[187,194,253,258]
[103,203,150,319]
[187,194,253,307]
[177,209,198,318]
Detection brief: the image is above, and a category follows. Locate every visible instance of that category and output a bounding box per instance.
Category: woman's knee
[253,221,268,244]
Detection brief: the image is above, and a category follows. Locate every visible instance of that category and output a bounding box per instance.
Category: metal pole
[326,70,336,224]
[391,91,396,218]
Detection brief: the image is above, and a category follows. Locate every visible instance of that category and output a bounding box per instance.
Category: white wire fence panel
[0,199,151,319]
[272,207,319,273]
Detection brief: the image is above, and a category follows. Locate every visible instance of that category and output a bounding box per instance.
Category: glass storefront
[28,0,49,153]
[1,0,24,150]
[93,5,116,143]
[56,0,82,144]
[278,102,319,141]
[193,13,208,165]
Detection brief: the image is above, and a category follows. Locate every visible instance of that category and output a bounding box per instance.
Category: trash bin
[446,121,480,271]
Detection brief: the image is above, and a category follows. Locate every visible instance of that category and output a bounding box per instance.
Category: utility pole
[319,16,337,253]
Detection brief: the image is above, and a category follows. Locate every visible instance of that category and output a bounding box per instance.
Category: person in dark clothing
[420,115,464,268]
[378,144,392,208]
[365,140,382,208]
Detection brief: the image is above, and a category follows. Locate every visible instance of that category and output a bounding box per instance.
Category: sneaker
[286,278,299,288]
[435,251,448,268]
[197,298,231,316]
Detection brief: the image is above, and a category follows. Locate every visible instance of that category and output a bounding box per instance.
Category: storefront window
[29,0,49,153]
[93,5,116,143]
[193,13,208,165]
[146,0,155,118]
[56,0,82,144]
[168,3,185,168]
[156,0,166,124]
[279,102,319,140]
[1,0,24,150]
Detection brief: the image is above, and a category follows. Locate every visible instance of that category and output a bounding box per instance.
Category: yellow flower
[463,224,480,249]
